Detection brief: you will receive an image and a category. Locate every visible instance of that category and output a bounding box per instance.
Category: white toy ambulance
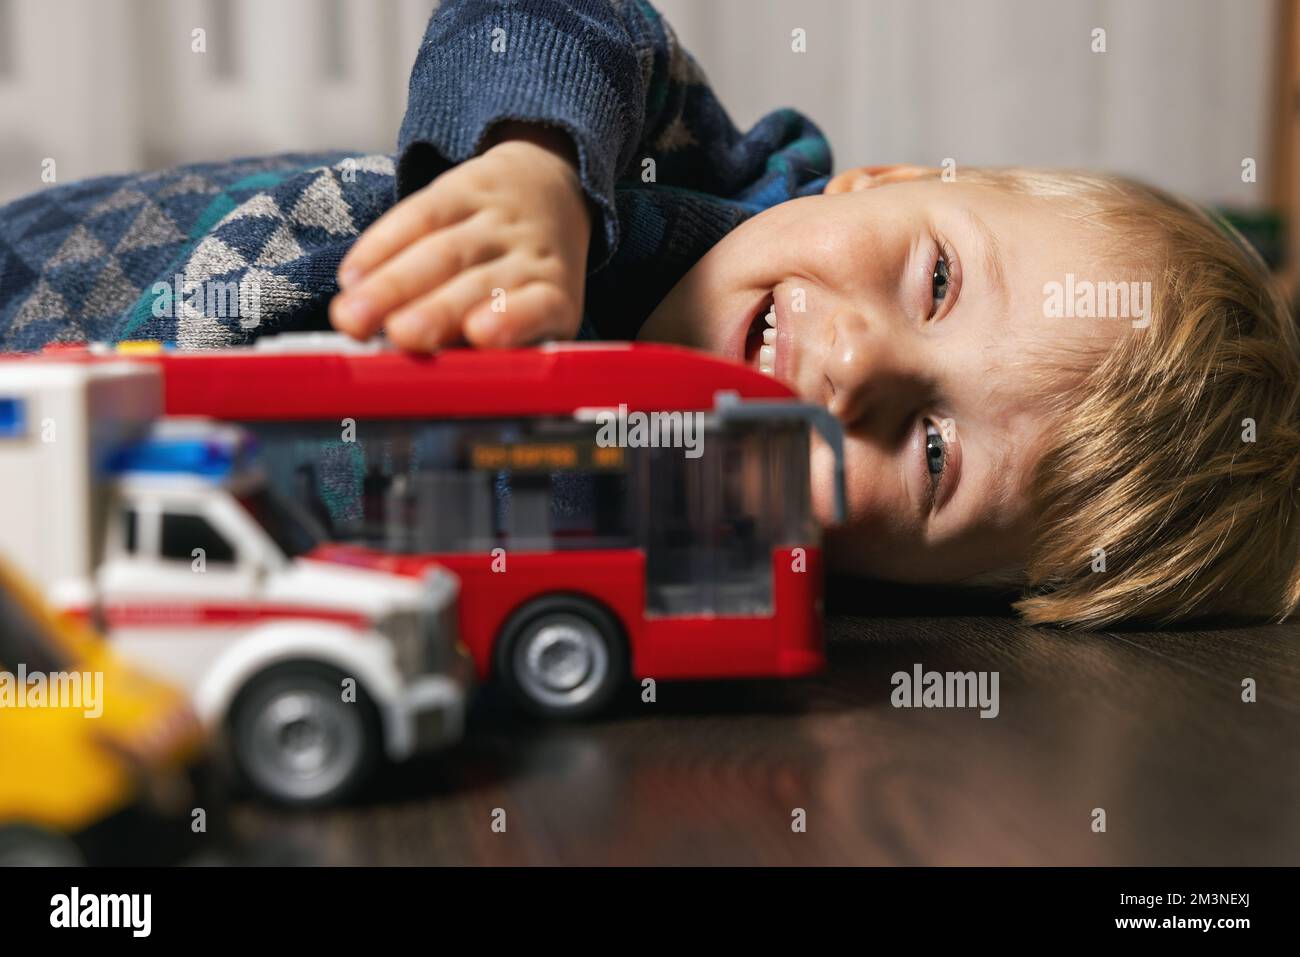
[0,359,470,806]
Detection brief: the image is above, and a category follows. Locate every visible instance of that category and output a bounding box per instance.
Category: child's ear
[824,164,937,194]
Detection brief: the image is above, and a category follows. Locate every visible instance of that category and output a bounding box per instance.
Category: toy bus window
[160,513,236,565]
[469,419,632,552]
[122,508,138,554]
[640,423,776,616]
[0,579,66,674]
[242,419,631,554]
[762,423,815,545]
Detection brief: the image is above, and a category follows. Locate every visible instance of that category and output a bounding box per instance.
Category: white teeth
[755,299,778,375]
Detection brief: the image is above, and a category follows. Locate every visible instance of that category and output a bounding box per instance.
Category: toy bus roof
[40,338,796,421]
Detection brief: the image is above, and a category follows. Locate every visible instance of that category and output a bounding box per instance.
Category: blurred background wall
[0,0,1289,215]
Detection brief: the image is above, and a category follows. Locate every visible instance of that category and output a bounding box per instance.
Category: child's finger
[337,185,476,288]
[383,260,531,351]
[463,282,573,348]
[330,223,505,339]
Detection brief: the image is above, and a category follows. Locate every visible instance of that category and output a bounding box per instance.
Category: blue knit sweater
[0,0,831,350]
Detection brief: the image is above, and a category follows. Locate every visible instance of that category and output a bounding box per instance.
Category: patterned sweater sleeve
[396,0,831,270]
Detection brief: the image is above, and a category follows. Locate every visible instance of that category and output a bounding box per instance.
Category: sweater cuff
[396,10,635,271]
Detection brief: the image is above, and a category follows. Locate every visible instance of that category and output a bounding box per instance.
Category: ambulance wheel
[229,663,381,807]
[0,825,83,866]
[496,596,628,719]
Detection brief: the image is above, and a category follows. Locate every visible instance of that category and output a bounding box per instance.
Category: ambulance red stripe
[63,603,372,630]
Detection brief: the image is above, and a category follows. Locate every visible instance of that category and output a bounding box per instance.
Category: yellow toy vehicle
[0,558,212,865]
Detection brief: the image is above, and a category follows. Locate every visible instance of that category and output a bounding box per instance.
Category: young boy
[1,0,1296,629]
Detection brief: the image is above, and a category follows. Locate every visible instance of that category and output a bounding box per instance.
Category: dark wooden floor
[230,584,1300,865]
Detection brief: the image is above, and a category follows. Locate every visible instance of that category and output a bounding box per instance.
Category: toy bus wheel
[229,663,381,807]
[0,825,83,866]
[497,597,628,719]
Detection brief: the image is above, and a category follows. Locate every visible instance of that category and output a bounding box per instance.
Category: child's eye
[930,256,951,315]
[924,421,946,480]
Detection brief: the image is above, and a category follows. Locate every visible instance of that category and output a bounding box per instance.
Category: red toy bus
[113,334,847,717]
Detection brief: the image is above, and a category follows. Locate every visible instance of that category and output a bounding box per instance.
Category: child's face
[638,167,1121,583]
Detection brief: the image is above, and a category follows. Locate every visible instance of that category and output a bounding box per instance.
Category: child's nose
[824,310,922,434]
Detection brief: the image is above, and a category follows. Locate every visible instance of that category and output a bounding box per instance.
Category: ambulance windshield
[237,487,325,558]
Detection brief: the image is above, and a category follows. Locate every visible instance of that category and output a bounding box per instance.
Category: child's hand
[330,125,591,351]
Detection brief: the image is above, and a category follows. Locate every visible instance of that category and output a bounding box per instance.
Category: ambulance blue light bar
[0,396,26,439]
[106,424,258,478]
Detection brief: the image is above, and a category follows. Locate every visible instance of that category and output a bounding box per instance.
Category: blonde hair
[964,168,1300,628]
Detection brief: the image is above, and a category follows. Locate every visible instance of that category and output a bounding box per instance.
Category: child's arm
[331,0,775,350]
